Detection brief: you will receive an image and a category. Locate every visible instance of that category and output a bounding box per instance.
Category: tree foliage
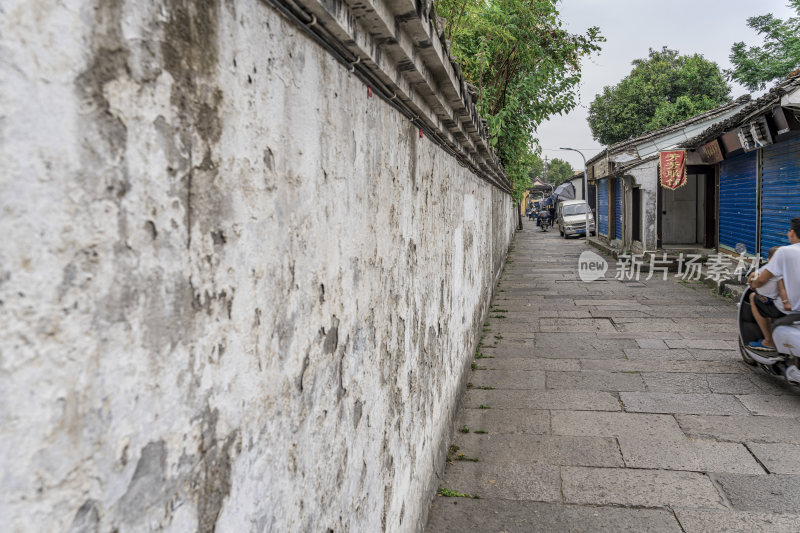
[526,155,544,184]
[727,0,800,91]
[546,158,573,185]
[588,47,731,146]
[435,0,603,199]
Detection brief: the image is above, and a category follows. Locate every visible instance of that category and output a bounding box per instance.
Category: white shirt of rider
[765,242,800,313]
[755,266,781,300]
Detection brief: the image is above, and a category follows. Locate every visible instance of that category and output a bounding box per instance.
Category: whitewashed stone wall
[0,1,514,531]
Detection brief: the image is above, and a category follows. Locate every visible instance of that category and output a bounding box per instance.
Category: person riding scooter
[747,217,800,351]
[537,207,551,231]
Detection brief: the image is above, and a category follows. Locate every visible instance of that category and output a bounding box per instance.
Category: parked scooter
[738,286,800,386]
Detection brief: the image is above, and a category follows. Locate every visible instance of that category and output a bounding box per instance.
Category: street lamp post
[560,147,590,241]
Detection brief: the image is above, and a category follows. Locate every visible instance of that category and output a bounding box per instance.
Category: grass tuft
[438,487,480,499]
[446,444,459,461]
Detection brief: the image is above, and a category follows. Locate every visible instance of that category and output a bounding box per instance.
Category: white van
[556,199,595,238]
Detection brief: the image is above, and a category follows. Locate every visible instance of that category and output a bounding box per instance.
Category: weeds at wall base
[437,488,480,499]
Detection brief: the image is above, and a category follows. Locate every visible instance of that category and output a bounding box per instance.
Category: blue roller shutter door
[760,138,800,259]
[598,179,609,236]
[719,151,758,255]
[615,179,623,240]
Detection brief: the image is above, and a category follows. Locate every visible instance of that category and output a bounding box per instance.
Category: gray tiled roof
[680,72,800,148]
[586,95,751,166]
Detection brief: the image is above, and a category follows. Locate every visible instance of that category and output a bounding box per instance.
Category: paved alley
[426,227,800,532]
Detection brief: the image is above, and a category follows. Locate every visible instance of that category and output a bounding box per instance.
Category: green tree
[526,153,544,184]
[435,0,603,199]
[727,0,800,91]
[546,158,573,185]
[588,47,731,146]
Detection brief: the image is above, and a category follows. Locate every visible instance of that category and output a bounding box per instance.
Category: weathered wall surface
[627,160,659,251]
[0,0,513,531]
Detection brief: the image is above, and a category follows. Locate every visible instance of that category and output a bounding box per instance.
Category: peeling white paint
[0,1,514,531]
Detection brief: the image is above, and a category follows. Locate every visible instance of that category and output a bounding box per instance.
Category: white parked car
[556,199,595,238]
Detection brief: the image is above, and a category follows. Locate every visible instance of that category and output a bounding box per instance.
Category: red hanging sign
[659,150,687,190]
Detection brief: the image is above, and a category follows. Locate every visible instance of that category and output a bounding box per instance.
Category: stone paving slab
[592,309,655,318]
[468,370,545,390]
[427,499,682,533]
[534,333,639,351]
[478,345,537,357]
[736,394,800,417]
[707,374,764,394]
[748,372,798,395]
[441,462,561,502]
[582,359,745,374]
[712,473,800,513]
[545,370,646,392]
[623,348,695,360]
[475,357,581,371]
[676,415,800,443]
[618,437,764,474]
[455,408,550,436]
[672,317,738,325]
[746,443,800,474]
[463,389,621,411]
[574,299,645,306]
[616,322,688,333]
[427,230,800,531]
[675,509,800,533]
[593,305,655,313]
[620,392,749,415]
[484,345,625,359]
[612,316,668,323]
[674,322,740,333]
[691,349,741,361]
[636,338,669,349]
[551,411,686,440]
[453,433,623,467]
[483,331,536,342]
[679,330,740,340]
[538,318,617,332]
[484,312,546,320]
[642,372,710,393]
[561,466,725,509]
[554,310,594,318]
[665,339,739,350]
[483,338,535,349]
[596,331,684,339]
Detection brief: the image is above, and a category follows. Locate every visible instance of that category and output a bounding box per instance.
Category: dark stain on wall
[161,0,229,246]
[118,441,167,519]
[196,407,239,533]
[67,499,100,533]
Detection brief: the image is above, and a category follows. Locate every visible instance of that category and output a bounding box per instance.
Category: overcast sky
[536,0,798,170]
